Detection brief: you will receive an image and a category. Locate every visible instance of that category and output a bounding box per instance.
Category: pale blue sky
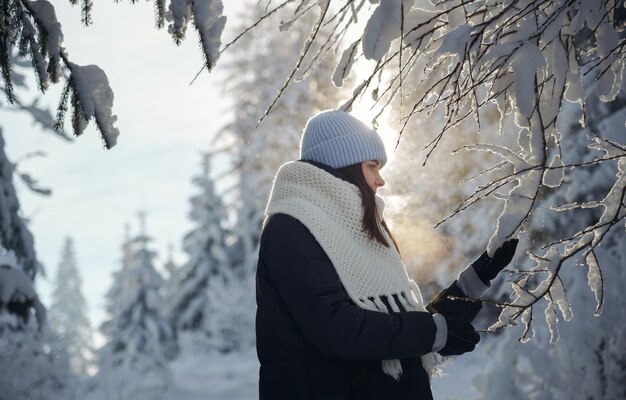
[2,1,245,333]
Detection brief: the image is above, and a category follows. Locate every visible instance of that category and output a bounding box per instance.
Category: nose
[377,174,385,188]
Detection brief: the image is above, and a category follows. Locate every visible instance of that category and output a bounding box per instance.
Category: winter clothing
[257,212,436,399]
[256,160,490,399]
[264,160,439,379]
[471,239,519,285]
[300,110,388,169]
[437,317,480,357]
[426,281,483,321]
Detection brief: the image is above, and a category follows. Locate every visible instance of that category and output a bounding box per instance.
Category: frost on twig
[240,0,626,343]
[224,1,626,344]
[484,139,625,341]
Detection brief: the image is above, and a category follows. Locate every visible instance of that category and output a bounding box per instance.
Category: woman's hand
[437,317,480,356]
[471,239,519,285]
[426,282,482,322]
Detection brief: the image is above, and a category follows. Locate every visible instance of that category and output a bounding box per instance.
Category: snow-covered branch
[2,0,229,149]
[216,0,626,344]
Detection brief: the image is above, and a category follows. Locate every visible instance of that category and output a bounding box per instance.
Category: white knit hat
[299,110,387,169]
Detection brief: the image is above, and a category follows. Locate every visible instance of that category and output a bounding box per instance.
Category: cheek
[365,171,376,187]
[363,169,372,181]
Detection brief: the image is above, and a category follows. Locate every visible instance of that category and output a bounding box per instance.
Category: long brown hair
[337,163,401,253]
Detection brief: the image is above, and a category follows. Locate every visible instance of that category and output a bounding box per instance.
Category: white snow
[192,0,227,70]
[433,24,473,60]
[362,0,408,61]
[511,43,545,118]
[169,347,258,400]
[167,0,190,37]
[542,154,564,187]
[332,39,360,87]
[29,0,63,81]
[402,6,438,53]
[67,63,120,148]
[585,251,603,316]
[550,275,572,321]
[0,264,37,304]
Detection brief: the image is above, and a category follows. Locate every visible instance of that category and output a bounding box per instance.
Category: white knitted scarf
[264,161,438,381]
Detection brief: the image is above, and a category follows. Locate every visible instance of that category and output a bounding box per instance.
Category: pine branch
[53,80,71,131]
[0,0,16,103]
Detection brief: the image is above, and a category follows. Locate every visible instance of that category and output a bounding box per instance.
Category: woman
[256,110,518,399]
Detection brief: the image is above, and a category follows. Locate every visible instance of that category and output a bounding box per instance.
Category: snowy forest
[0,0,625,399]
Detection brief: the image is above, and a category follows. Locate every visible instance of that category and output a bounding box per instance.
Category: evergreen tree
[47,237,94,376]
[0,53,77,400]
[177,3,351,355]
[204,265,256,353]
[162,243,178,279]
[99,214,173,394]
[0,252,71,400]
[0,126,73,399]
[0,130,41,279]
[167,155,230,333]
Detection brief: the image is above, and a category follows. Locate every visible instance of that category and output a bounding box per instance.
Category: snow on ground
[431,347,484,400]
[158,345,481,400]
[168,349,259,400]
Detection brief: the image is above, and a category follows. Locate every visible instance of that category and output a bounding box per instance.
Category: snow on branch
[55,58,120,148]
[0,130,40,279]
[219,0,626,344]
[0,261,46,330]
[2,0,120,148]
[167,0,227,71]
[480,142,625,341]
[3,0,229,149]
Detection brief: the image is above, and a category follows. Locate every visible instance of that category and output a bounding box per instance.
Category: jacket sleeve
[264,214,437,361]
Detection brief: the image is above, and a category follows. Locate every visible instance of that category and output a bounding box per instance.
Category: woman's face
[361,160,385,193]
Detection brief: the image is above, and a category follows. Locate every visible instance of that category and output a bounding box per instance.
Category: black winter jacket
[255,161,482,400]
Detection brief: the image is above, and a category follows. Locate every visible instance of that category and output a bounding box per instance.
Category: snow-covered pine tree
[99,214,174,395]
[0,54,74,400]
[0,125,70,399]
[167,155,230,334]
[0,252,72,400]
[204,265,256,353]
[162,243,178,279]
[0,129,41,279]
[47,236,94,376]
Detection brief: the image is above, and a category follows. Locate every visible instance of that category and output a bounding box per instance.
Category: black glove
[471,239,519,285]
[426,282,482,322]
[438,317,480,356]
